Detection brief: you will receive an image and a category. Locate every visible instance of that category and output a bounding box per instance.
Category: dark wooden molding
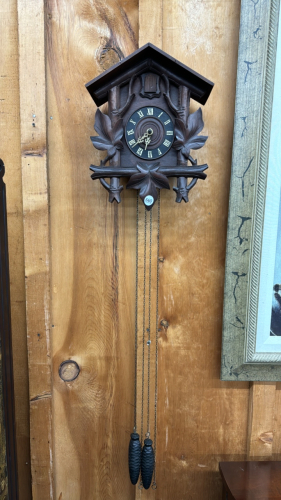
[90,162,208,210]
[0,159,18,499]
[86,43,214,106]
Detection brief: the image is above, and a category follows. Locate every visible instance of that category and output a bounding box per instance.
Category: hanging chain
[134,194,160,490]
[133,195,139,431]
[141,207,147,445]
[152,191,160,490]
[146,209,152,437]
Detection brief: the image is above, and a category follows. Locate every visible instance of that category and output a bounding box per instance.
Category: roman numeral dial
[125,106,174,160]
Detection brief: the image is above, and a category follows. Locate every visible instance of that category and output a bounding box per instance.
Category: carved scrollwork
[162,74,209,203]
[111,76,136,118]
[90,162,208,210]
[91,78,137,203]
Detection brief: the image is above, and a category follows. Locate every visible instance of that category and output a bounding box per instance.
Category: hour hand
[144,137,151,150]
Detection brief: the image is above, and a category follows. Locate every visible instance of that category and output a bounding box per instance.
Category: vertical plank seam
[17,0,53,497]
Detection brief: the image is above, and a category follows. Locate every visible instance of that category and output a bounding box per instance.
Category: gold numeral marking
[147,108,153,115]
[158,112,163,118]
[164,119,171,125]
[127,129,134,135]
[137,147,143,156]
[148,151,153,158]
[137,110,144,118]
[163,139,171,147]
[157,148,162,155]
[166,131,173,135]
[130,119,136,125]
[129,139,136,146]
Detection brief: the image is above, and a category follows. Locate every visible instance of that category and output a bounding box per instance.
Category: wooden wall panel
[4,0,281,499]
[139,0,249,499]
[46,1,138,498]
[17,0,53,498]
[247,383,276,458]
[0,1,31,498]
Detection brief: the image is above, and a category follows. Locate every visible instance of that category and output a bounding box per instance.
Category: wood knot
[161,319,169,329]
[259,431,273,445]
[59,360,80,382]
[99,47,122,71]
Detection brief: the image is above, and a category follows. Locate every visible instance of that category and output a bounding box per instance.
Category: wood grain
[46,0,138,498]
[0,1,31,498]
[139,0,162,48]
[137,4,163,498]
[273,382,281,458]
[247,382,277,458]
[147,1,246,499]
[17,0,53,498]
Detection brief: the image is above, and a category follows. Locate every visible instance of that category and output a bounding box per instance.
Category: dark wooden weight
[141,438,154,489]
[128,432,141,485]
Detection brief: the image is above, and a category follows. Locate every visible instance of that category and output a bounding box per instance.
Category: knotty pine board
[46,1,138,498]
[0,0,31,498]
[139,0,249,499]
[17,0,53,498]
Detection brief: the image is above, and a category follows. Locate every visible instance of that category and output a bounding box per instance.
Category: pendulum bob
[128,432,141,485]
[141,438,155,489]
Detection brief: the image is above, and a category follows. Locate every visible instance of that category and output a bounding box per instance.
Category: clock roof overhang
[85,43,214,107]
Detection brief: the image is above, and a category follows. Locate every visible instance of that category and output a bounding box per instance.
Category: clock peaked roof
[86,43,214,107]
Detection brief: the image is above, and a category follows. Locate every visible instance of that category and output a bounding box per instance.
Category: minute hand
[132,136,145,147]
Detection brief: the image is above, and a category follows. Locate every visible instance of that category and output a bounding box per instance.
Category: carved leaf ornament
[91,109,123,161]
[173,108,208,158]
[126,163,170,204]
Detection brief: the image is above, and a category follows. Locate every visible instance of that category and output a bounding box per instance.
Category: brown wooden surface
[247,383,277,458]
[46,1,138,498]
[140,1,248,499]
[17,0,53,498]
[220,461,281,499]
[137,6,162,499]
[4,0,281,499]
[0,1,31,498]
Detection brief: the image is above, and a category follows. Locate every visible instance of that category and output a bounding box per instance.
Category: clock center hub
[135,118,164,149]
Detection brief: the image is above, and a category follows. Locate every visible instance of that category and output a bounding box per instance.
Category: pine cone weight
[141,438,154,489]
[128,432,141,485]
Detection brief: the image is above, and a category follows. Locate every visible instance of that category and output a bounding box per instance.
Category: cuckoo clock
[86,43,214,210]
[86,44,214,490]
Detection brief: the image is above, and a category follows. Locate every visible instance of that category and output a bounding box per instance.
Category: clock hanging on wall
[86,43,214,489]
[86,43,213,209]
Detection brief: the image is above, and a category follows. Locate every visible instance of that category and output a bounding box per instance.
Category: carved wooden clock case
[86,43,214,210]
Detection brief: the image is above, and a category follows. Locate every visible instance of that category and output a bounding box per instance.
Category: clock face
[125,106,174,160]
